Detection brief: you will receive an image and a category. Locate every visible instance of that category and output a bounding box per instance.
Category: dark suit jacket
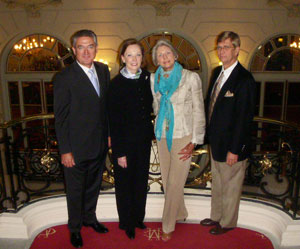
[107,70,153,158]
[205,62,256,162]
[54,61,110,163]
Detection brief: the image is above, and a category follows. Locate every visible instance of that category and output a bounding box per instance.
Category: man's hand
[118,156,127,168]
[61,152,75,168]
[178,142,194,161]
[226,152,238,166]
[108,136,111,148]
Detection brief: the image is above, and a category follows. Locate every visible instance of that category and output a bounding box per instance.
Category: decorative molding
[133,0,195,16]
[268,0,300,17]
[0,0,62,18]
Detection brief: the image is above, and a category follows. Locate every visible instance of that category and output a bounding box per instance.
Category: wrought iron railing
[0,115,299,218]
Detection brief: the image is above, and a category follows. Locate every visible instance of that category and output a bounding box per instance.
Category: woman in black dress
[107,38,153,240]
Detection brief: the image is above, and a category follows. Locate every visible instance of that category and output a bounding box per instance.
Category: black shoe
[119,223,126,230]
[135,221,147,229]
[83,221,109,233]
[209,224,234,235]
[200,218,219,226]
[70,232,83,248]
[125,228,135,239]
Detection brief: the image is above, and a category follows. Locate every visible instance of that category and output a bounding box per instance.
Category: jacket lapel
[214,62,241,105]
[94,62,106,101]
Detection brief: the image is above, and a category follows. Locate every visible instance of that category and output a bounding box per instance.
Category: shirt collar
[76,61,96,75]
[222,60,238,79]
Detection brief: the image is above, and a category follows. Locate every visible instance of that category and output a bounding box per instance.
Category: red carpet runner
[30,222,274,249]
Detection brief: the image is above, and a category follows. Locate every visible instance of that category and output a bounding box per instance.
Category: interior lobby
[0,0,300,248]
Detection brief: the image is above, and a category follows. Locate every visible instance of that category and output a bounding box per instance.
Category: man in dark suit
[200,31,256,235]
[54,29,110,248]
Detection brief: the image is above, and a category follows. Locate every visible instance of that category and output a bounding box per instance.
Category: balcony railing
[0,114,299,218]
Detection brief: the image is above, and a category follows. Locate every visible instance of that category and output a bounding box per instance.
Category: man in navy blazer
[54,30,110,248]
[200,31,256,235]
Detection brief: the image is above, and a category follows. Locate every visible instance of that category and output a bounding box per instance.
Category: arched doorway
[251,34,300,124]
[3,34,74,120]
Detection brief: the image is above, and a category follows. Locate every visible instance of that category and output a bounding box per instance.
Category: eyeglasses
[216,45,234,51]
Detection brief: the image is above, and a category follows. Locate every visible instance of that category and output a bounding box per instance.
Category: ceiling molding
[268,0,300,17]
[133,0,195,16]
[0,0,62,18]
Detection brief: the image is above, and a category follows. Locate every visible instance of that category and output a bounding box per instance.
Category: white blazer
[150,69,206,145]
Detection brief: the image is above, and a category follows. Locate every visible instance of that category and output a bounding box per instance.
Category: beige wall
[0,0,299,121]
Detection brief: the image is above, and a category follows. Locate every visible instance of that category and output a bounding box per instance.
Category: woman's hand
[178,142,194,161]
[118,156,127,168]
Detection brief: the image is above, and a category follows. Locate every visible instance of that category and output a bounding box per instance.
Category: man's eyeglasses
[216,46,234,51]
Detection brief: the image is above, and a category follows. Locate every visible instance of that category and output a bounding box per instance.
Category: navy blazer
[205,62,256,162]
[54,61,110,163]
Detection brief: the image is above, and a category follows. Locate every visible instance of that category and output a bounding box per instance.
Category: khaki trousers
[157,135,192,233]
[210,154,247,228]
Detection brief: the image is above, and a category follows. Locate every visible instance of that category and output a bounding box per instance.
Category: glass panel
[20,48,61,71]
[7,56,20,72]
[255,82,261,116]
[55,42,70,58]
[286,82,300,124]
[24,106,42,115]
[171,34,181,49]
[291,48,300,71]
[8,82,20,119]
[263,82,283,120]
[266,50,293,71]
[22,82,41,104]
[273,36,287,48]
[250,55,266,72]
[187,55,201,71]
[40,35,56,50]
[264,41,273,57]
[45,82,54,113]
[63,55,75,67]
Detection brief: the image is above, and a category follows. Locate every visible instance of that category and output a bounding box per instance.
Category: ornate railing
[0,115,299,218]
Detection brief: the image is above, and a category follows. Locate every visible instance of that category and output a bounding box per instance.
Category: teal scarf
[154,62,182,151]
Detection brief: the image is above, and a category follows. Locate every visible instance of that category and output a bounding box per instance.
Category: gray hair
[71,29,98,47]
[152,39,178,66]
[216,31,240,48]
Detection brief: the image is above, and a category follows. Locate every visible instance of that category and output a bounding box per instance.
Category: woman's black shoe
[125,228,135,239]
[135,221,147,229]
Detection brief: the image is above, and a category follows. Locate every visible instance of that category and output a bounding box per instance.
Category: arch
[0,33,73,121]
[136,30,208,93]
[250,34,300,72]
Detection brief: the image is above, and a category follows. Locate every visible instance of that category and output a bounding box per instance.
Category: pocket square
[225,91,234,97]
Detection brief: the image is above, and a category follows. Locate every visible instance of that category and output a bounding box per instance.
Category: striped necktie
[88,68,100,96]
[208,72,224,121]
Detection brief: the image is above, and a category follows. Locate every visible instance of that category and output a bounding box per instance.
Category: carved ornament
[1,0,62,18]
[268,0,300,17]
[133,0,195,16]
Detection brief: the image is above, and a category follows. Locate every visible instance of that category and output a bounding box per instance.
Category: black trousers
[63,156,105,233]
[113,139,151,229]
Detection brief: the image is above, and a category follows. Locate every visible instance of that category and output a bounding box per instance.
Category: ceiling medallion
[134,0,195,16]
[268,0,300,17]
[1,0,62,18]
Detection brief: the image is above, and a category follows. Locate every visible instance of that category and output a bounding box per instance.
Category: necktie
[208,72,224,121]
[88,69,100,96]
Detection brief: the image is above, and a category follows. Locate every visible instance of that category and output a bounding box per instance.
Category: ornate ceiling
[0,0,62,17]
[268,0,300,16]
[133,0,195,16]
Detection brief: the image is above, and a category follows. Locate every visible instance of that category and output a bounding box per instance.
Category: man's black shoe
[200,218,219,227]
[135,221,147,229]
[83,221,109,233]
[70,232,83,248]
[209,224,234,235]
[125,228,135,239]
[119,223,126,230]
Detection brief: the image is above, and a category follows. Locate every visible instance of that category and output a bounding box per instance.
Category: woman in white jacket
[151,39,206,241]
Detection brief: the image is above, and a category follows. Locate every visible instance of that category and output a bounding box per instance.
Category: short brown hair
[216,31,240,48]
[118,38,145,67]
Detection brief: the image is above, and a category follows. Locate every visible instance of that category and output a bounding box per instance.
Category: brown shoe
[200,218,219,226]
[209,224,234,235]
[161,231,173,242]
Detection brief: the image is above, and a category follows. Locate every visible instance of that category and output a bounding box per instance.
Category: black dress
[107,69,153,229]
